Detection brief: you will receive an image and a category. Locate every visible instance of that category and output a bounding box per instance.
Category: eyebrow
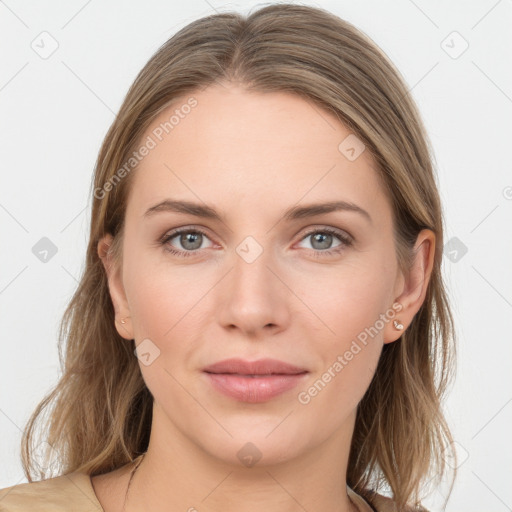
[143,199,372,224]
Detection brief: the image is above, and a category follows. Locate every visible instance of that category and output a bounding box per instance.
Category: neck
[125,403,359,512]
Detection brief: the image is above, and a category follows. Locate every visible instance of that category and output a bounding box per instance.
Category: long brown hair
[21,4,457,509]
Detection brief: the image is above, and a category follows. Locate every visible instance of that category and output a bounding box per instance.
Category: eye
[159,226,353,259]
[296,227,352,257]
[160,227,213,257]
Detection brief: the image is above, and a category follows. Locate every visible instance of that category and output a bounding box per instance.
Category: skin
[94,82,435,512]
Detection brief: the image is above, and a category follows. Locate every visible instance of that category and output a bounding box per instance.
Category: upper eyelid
[301,226,351,239]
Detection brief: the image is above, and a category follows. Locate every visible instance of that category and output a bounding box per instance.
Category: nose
[216,244,290,337]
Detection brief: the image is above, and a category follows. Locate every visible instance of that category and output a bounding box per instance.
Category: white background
[1,1,511,510]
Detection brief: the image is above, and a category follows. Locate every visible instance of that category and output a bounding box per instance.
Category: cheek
[123,242,205,331]
[296,258,392,342]
[123,263,212,404]
[123,252,218,372]
[292,259,392,409]
[294,269,387,413]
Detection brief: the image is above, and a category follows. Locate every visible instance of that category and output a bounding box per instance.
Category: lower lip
[204,372,308,403]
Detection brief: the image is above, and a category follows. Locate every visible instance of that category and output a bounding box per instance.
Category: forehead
[126,84,391,225]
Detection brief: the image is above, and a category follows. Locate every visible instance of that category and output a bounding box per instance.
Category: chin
[197,424,311,468]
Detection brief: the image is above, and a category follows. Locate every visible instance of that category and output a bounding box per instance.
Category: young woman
[0,4,457,511]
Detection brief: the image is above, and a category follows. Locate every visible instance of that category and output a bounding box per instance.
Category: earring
[393,320,404,330]
[120,318,126,324]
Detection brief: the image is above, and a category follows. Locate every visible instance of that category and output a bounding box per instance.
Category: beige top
[0,458,418,512]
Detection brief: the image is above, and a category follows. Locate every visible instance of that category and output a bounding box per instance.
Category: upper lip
[203,358,308,375]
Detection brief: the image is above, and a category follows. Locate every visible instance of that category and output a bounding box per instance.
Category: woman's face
[101,83,409,467]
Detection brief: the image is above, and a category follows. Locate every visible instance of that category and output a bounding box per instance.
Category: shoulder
[368,492,429,512]
[0,471,102,512]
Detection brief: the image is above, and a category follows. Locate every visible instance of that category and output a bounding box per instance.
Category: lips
[202,357,308,376]
[202,358,309,403]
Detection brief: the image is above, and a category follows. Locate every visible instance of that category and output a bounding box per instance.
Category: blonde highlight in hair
[21,4,456,509]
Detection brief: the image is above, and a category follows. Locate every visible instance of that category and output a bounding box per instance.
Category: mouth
[204,373,306,377]
[202,358,309,403]
[202,357,308,376]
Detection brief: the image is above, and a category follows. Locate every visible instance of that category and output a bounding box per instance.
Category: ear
[97,233,134,340]
[384,228,436,344]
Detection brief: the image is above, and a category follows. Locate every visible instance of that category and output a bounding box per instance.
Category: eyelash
[159,226,353,259]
